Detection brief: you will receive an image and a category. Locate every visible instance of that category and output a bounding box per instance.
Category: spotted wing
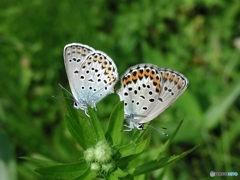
[118,64,163,123]
[76,51,118,109]
[138,68,188,123]
[63,43,94,105]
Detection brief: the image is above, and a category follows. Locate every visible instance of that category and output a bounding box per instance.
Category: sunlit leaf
[105,101,124,144]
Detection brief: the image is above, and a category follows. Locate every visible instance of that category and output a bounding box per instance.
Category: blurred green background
[1,0,239,179]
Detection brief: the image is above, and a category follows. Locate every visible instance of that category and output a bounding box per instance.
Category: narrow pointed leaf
[35,161,88,179]
[204,80,240,129]
[117,134,151,166]
[105,101,124,144]
[158,120,184,159]
[87,106,105,141]
[20,157,60,167]
[131,144,200,175]
[65,115,96,149]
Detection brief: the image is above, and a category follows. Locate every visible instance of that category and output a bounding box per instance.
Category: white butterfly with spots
[63,43,118,114]
[118,64,188,131]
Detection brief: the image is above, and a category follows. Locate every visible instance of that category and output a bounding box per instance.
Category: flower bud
[94,141,113,163]
[90,162,101,172]
[84,147,95,163]
[101,161,115,173]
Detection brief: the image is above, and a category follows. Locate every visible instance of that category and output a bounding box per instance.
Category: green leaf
[20,157,60,167]
[130,144,200,176]
[75,168,96,180]
[158,120,184,159]
[111,168,128,178]
[35,161,88,179]
[117,134,151,167]
[64,115,96,149]
[61,87,80,125]
[119,135,151,158]
[105,101,124,144]
[204,80,240,129]
[87,105,105,141]
[108,174,118,180]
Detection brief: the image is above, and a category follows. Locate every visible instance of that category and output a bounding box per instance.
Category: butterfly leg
[84,110,90,117]
[123,124,134,131]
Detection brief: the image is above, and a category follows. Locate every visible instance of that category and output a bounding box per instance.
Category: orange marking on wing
[137,70,144,78]
[122,76,129,86]
[102,64,108,68]
[152,74,161,92]
[144,69,151,77]
[170,75,174,81]
[131,72,138,81]
[173,77,179,84]
[98,58,104,63]
[87,58,93,64]
[157,84,161,92]
[177,82,184,89]
[76,48,81,54]
[71,47,76,53]
[107,75,114,84]
[162,73,168,80]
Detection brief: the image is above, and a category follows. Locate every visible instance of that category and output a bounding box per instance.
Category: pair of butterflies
[63,43,188,131]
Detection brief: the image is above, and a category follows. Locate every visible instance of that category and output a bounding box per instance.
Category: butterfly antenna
[59,84,74,97]
[145,124,168,136]
[52,95,75,101]
[58,84,76,102]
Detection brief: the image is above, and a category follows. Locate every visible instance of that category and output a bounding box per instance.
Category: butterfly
[63,43,118,114]
[117,63,188,131]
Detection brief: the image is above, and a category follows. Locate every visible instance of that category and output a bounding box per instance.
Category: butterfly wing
[77,50,118,109]
[118,64,163,124]
[63,43,94,108]
[138,68,188,123]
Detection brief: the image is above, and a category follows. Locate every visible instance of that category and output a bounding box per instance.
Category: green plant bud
[90,162,101,172]
[101,161,115,173]
[94,141,113,163]
[84,147,95,162]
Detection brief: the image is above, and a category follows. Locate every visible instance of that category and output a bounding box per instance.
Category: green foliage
[0,0,240,179]
[22,97,197,179]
